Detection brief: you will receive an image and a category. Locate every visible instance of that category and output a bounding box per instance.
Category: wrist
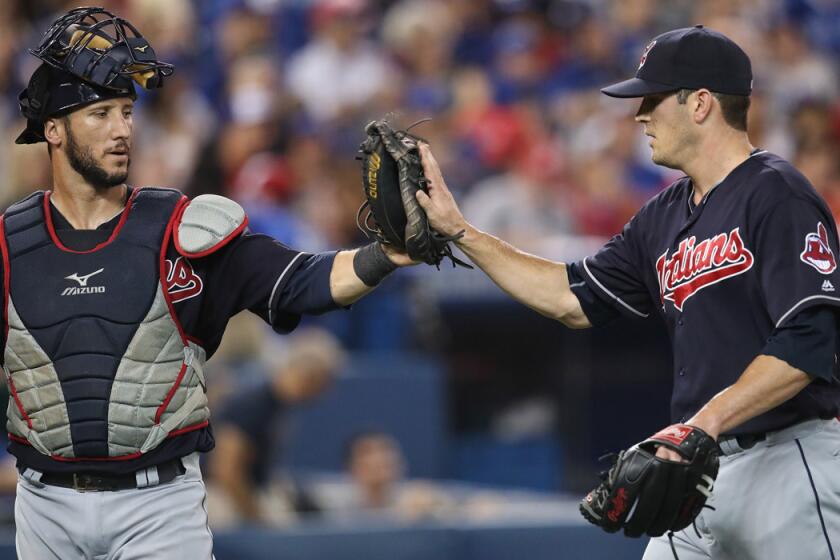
[353,242,398,287]
[685,414,722,441]
[454,222,478,247]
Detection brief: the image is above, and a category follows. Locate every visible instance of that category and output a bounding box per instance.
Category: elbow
[550,294,591,329]
[557,312,591,330]
[550,303,591,329]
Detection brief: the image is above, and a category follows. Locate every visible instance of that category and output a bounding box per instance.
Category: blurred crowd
[3,0,840,246]
[1,0,840,527]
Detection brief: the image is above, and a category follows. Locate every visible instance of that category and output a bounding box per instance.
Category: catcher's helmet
[16,6,174,145]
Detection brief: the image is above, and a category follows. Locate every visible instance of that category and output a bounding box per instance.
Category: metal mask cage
[29,6,173,91]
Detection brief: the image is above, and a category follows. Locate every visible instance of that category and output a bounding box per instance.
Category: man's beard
[65,126,129,190]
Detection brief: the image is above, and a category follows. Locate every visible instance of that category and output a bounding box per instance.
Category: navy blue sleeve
[754,197,840,327]
[572,213,655,321]
[273,251,340,316]
[567,262,622,326]
[170,231,308,352]
[170,231,346,353]
[762,306,837,381]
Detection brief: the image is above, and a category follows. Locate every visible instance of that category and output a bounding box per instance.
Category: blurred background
[0,0,839,558]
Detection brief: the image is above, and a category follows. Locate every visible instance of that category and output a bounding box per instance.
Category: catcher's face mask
[16,6,173,145]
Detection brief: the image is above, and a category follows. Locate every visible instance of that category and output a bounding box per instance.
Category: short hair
[676,88,750,132]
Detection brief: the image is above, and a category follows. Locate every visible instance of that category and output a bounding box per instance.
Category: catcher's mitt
[356,119,471,268]
[580,424,720,538]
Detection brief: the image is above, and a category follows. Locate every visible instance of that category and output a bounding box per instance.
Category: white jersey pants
[14,452,214,560]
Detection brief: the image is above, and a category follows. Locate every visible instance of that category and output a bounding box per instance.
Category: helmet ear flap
[17,64,51,121]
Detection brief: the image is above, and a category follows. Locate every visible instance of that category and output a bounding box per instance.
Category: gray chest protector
[2,188,210,460]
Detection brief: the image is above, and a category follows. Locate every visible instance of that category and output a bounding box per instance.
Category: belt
[33,458,185,492]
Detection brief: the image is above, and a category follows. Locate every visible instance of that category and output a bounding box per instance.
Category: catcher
[414,25,840,560]
[6,7,445,559]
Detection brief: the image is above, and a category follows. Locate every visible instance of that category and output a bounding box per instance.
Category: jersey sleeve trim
[268,252,307,325]
[582,257,650,318]
[776,295,840,327]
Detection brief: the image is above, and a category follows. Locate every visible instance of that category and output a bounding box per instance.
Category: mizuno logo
[134,45,149,53]
[655,228,754,311]
[61,286,106,296]
[65,268,104,287]
[62,268,106,296]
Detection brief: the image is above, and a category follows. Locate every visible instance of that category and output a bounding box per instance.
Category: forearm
[456,225,590,328]
[330,249,375,306]
[688,354,813,438]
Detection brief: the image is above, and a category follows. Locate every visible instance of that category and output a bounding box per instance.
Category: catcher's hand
[357,118,471,269]
[579,424,720,538]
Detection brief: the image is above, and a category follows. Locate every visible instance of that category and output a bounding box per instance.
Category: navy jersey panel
[573,151,840,435]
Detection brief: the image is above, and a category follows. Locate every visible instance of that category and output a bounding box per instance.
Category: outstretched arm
[330,244,414,307]
[415,144,591,328]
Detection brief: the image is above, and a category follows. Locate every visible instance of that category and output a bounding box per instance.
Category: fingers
[415,189,430,208]
[655,446,687,463]
[419,144,446,191]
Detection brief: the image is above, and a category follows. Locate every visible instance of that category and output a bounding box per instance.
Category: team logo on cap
[800,222,837,274]
[655,228,754,311]
[638,40,657,70]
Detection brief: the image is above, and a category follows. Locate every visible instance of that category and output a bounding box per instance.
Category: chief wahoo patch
[800,222,837,275]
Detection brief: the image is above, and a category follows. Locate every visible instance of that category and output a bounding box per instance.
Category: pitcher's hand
[416,144,470,239]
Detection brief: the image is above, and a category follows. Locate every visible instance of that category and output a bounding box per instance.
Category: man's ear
[43,117,64,148]
[693,89,714,124]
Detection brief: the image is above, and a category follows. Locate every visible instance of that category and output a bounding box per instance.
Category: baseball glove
[356,119,471,268]
[579,424,720,538]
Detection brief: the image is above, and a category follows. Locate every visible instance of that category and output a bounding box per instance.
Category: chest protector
[1,188,209,460]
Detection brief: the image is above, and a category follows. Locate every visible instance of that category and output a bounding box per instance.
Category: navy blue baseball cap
[601,25,752,98]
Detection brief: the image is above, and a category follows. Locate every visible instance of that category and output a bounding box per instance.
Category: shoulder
[746,151,819,201]
[743,151,829,219]
[174,194,249,258]
[649,176,691,208]
[632,176,692,225]
[4,190,45,219]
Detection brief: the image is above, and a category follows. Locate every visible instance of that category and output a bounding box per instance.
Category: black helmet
[16,6,174,145]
